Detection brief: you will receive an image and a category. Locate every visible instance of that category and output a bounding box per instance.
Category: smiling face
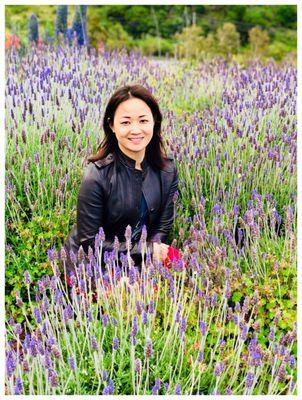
[110,97,154,161]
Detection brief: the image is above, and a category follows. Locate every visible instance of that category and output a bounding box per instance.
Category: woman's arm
[149,163,179,244]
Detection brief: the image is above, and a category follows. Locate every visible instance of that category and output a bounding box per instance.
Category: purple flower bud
[132,316,138,336]
[289,355,295,369]
[99,227,105,241]
[174,383,181,395]
[70,250,77,264]
[6,350,15,378]
[197,350,203,362]
[69,356,75,371]
[101,369,107,381]
[34,307,41,324]
[14,323,22,336]
[102,314,108,327]
[148,300,154,314]
[112,336,119,350]
[269,327,275,342]
[125,225,132,242]
[48,369,59,387]
[34,152,40,164]
[135,358,142,374]
[199,321,206,336]
[103,378,114,395]
[90,335,98,351]
[142,311,148,325]
[14,377,23,395]
[141,225,147,242]
[24,270,31,284]
[129,267,136,285]
[145,338,153,359]
[214,361,223,377]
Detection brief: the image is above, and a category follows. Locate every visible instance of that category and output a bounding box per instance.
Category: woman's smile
[128,137,144,144]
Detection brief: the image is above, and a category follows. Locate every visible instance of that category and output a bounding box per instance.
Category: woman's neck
[117,143,145,170]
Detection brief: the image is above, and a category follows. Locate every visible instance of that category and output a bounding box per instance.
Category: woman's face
[110,97,154,158]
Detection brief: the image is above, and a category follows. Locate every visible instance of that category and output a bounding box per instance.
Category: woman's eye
[121,121,129,125]
[140,120,148,123]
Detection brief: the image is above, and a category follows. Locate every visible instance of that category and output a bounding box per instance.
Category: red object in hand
[163,246,181,269]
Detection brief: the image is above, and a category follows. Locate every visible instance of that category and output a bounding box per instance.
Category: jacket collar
[115,146,148,171]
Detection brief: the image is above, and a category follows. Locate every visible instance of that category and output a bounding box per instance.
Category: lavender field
[5,44,297,395]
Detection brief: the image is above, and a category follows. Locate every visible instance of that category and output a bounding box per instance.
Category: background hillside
[5,5,296,62]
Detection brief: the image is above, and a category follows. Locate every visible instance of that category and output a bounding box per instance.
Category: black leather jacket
[63,146,178,276]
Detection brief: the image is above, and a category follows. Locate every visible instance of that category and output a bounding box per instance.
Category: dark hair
[87,84,169,170]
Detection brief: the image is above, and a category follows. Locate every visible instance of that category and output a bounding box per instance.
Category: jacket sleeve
[76,163,153,264]
[149,163,178,244]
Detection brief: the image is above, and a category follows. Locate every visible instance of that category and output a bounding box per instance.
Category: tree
[248,26,269,56]
[28,14,39,44]
[55,5,68,38]
[174,25,204,59]
[203,32,219,58]
[216,22,240,57]
[71,5,88,45]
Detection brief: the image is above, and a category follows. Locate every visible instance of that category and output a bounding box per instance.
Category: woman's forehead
[115,98,152,117]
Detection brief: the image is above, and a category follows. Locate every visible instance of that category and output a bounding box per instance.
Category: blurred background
[5,4,297,63]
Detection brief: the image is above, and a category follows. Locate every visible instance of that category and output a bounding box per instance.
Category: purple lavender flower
[14,377,23,395]
[214,361,224,377]
[98,227,105,241]
[180,317,187,335]
[48,369,59,387]
[174,383,181,395]
[24,270,31,284]
[34,152,40,164]
[14,323,22,336]
[142,311,148,325]
[33,307,41,324]
[135,359,141,374]
[97,368,106,384]
[145,338,153,359]
[225,387,232,395]
[69,356,75,371]
[199,321,206,336]
[197,350,203,362]
[132,316,138,337]
[277,363,286,383]
[148,300,154,314]
[289,355,295,369]
[245,371,254,389]
[103,378,114,395]
[112,336,119,350]
[6,350,15,378]
[125,225,132,242]
[102,314,108,327]
[63,304,73,323]
[129,267,135,285]
[90,335,98,351]
[269,327,275,342]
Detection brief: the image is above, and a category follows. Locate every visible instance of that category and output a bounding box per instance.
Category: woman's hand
[153,242,169,262]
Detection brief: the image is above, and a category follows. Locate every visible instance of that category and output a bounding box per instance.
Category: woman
[63,84,180,284]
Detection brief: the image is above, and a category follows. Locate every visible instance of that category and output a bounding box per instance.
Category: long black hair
[87,84,169,170]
